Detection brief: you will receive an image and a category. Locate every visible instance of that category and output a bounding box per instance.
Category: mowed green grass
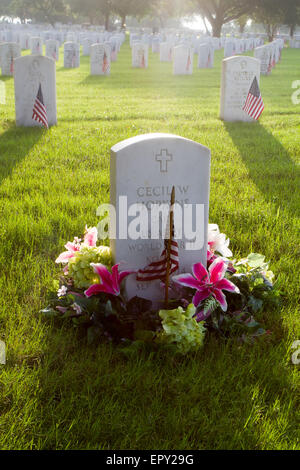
[0,39,299,450]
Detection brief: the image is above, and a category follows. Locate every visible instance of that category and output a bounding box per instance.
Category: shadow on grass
[0,123,43,186]
[224,121,300,217]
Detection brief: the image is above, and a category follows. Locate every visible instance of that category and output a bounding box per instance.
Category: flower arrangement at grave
[41,218,279,354]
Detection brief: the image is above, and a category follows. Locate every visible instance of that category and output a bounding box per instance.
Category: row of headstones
[131,39,284,76]
[0,30,125,50]
[131,42,206,73]
[0,41,119,76]
[254,39,284,75]
[290,37,300,48]
[12,54,264,128]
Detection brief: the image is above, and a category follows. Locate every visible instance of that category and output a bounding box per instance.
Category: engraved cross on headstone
[155,149,172,173]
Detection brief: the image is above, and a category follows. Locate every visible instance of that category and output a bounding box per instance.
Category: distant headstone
[254,45,271,75]
[220,56,261,122]
[45,39,59,62]
[14,55,57,127]
[20,33,30,50]
[173,45,193,75]
[198,44,214,68]
[82,38,93,56]
[64,42,80,68]
[0,42,21,76]
[160,42,173,62]
[30,37,42,55]
[110,133,211,303]
[224,41,235,58]
[132,43,148,68]
[90,43,111,76]
[152,37,160,53]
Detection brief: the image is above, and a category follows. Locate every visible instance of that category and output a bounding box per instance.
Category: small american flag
[111,44,117,61]
[10,56,14,74]
[32,83,48,129]
[141,51,146,68]
[136,233,179,282]
[242,76,264,121]
[186,52,191,72]
[102,51,110,73]
[206,51,211,68]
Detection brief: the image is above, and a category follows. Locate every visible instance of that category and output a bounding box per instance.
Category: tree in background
[111,0,151,30]
[147,0,185,29]
[252,0,286,41]
[192,0,254,37]
[8,0,66,24]
[0,0,14,19]
[236,14,249,34]
[280,0,300,38]
[70,0,113,29]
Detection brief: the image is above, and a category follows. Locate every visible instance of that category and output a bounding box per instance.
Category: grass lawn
[0,39,299,450]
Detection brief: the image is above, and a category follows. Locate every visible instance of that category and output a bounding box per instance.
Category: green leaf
[40,307,58,317]
[134,329,155,342]
[247,296,263,313]
[247,253,265,269]
[87,325,103,345]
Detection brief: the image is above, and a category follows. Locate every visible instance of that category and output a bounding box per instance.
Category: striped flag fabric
[242,76,264,121]
[141,51,146,68]
[10,56,14,74]
[102,51,109,73]
[32,83,48,129]
[206,51,211,68]
[136,227,179,282]
[186,52,191,72]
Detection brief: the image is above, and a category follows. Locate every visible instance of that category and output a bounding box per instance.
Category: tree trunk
[212,19,222,38]
[239,23,246,34]
[121,14,126,30]
[290,24,295,38]
[203,16,210,36]
[105,12,109,31]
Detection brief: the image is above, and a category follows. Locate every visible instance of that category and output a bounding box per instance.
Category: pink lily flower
[83,226,98,247]
[55,240,81,264]
[207,249,236,274]
[85,263,133,297]
[173,258,239,312]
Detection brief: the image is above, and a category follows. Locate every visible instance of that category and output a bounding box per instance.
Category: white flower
[57,285,68,298]
[208,224,232,258]
[72,303,82,315]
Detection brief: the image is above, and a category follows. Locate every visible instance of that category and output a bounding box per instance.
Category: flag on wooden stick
[186,52,191,72]
[102,51,109,73]
[136,187,179,284]
[242,76,264,121]
[32,83,48,129]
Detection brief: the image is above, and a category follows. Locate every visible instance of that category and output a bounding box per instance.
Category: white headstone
[173,45,193,75]
[45,39,59,62]
[1,42,21,76]
[64,42,80,68]
[30,37,43,55]
[14,55,57,127]
[82,38,93,56]
[110,133,211,303]
[20,33,30,50]
[220,56,261,122]
[254,45,271,75]
[198,44,214,68]
[132,43,148,68]
[224,40,235,58]
[90,43,111,76]
[160,42,173,62]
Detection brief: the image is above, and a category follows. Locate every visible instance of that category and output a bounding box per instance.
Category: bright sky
[182,15,209,32]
